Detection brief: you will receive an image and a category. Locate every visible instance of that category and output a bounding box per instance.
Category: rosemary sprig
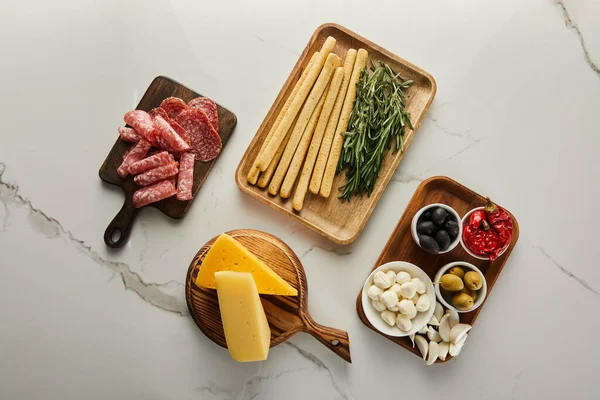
[337,61,414,201]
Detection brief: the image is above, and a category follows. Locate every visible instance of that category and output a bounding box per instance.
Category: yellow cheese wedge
[196,233,298,296]
[215,271,271,362]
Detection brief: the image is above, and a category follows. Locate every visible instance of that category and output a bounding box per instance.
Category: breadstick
[255,36,336,171]
[320,48,368,198]
[268,53,341,195]
[309,49,357,195]
[257,114,299,188]
[280,83,329,199]
[292,67,344,211]
[247,52,319,185]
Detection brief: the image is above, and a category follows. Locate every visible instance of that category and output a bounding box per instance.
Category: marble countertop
[1,0,599,398]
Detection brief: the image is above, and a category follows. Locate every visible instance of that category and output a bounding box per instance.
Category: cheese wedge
[215,271,271,362]
[196,233,298,296]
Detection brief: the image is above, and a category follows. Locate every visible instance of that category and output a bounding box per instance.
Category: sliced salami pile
[116,96,221,208]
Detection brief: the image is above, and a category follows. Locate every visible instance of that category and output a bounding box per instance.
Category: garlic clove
[427,326,442,342]
[418,325,428,334]
[414,335,428,360]
[428,315,440,326]
[409,333,415,348]
[449,335,467,357]
[399,281,418,299]
[367,285,383,300]
[396,313,412,331]
[410,293,420,305]
[447,308,459,328]
[380,310,396,326]
[381,290,398,308]
[438,314,451,343]
[389,283,403,298]
[395,271,412,285]
[438,341,449,361]
[373,271,393,289]
[416,294,431,312]
[371,299,386,312]
[411,278,426,295]
[434,302,444,321]
[426,341,439,365]
[449,323,472,344]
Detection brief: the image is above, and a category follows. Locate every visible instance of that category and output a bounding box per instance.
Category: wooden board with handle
[99,76,237,248]
[185,229,352,363]
[355,176,520,363]
[235,23,437,245]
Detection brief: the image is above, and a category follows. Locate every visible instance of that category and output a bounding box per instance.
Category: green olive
[452,293,474,310]
[448,266,465,279]
[460,287,477,302]
[464,271,483,290]
[440,274,464,292]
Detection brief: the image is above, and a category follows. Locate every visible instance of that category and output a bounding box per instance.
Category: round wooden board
[185,229,351,363]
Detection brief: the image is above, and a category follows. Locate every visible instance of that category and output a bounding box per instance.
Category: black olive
[417,221,437,236]
[422,210,432,220]
[418,234,440,254]
[445,220,459,238]
[435,230,451,251]
[431,207,448,226]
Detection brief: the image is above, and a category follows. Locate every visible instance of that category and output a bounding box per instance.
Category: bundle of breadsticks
[247,36,368,211]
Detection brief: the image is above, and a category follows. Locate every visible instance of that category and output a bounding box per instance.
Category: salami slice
[124,110,156,144]
[134,161,179,186]
[118,126,140,143]
[128,151,174,175]
[132,180,177,208]
[169,119,191,146]
[175,108,222,162]
[153,115,190,153]
[188,97,220,133]
[176,152,195,200]
[148,107,169,120]
[117,139,152,177]
[159,97,188,119]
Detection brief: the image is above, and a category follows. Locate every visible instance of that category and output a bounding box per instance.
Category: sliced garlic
[396,313,412,331]
[367,285,383,301]
[434,302,444,321]
[447,308,459,328]
[428,315,440,326]
[438,314,450,342]
[415,335,428,360]
[438,341,449,361]
[389,283,403,298]
[427,326,442,342]
[395,271,412,285]
[426,341,439,365]
[380,310,396,326]
[373,271,393,289]
[381,290,398,308]
[399,281,417,299]
[411,278,426,295]
[371,299,386,312]
[409,333,415,348]
[418,325,429,334]
[399,299,417,319]
[416,294,431,312]
[449,323,472,344]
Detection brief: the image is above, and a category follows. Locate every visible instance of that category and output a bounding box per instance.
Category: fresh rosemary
[337,61,414,201]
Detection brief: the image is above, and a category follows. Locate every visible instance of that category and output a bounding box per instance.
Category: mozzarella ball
[381,290,398,308]
[412,278,426,295]
[400,281,417,299]
[380,310,396,326]
[416,294,431,312]
[367,285,383,300]
[396,314,412,331]
[373,271,393,289]
[395,271,412,285]
[372,299,386,312]
[399,299,417,319]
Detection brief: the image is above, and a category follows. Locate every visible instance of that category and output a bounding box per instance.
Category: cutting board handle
[104,197,139,248]
[303,317,351,363]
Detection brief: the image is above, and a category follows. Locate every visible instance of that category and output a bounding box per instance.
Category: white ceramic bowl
[460,207,509,261]
[434,261,487,313]
[411,203,462,254]
[362,261,436,337]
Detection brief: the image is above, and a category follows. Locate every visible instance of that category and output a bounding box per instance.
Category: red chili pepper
[462,198,513,262]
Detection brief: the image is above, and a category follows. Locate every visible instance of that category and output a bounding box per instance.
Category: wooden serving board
[356,176,519,363]
[235,23,437,245]
[185,229,352,363]
[99,76,237,248]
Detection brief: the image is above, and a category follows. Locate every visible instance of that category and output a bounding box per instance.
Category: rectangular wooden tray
[99,76,237,247]
[235,23,437,244]
[355,176,520,363]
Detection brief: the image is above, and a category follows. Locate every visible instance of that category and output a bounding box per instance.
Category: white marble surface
[1,0,599,398]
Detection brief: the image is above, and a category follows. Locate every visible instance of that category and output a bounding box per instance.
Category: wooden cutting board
[185,229,352,363]
[356,176,519,363]
[99,76,237,248]
[235,23,436,245]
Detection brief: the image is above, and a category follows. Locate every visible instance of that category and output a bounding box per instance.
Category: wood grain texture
[355,176,520,363]
[235,23,437,245]
[185,229,351,363]
[99,76,237,248]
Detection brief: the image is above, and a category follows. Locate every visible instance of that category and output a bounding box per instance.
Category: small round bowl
[362,261,436,337]
[460,207,509,261]
[411,203,462,254]
[434,261,487,313]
